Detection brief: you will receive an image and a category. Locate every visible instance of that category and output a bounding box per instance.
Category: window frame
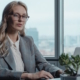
[45,0,64,66]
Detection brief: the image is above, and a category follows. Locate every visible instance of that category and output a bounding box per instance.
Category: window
[64,0,80,55]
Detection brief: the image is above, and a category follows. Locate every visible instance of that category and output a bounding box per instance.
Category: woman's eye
[22,16,26,18]
[13,14,18,17]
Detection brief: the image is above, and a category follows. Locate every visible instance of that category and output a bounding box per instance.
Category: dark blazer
[0,36,61,80]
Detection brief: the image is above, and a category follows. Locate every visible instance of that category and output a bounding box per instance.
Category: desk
[48,78,60,80]
[39,78,60,80]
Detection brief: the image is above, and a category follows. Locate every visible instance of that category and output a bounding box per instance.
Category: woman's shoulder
[20,35,34,43]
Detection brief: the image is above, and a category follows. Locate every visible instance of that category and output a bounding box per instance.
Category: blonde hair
[0,1,28,56]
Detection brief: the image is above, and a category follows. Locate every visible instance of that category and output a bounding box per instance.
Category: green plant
[59,53,80,76]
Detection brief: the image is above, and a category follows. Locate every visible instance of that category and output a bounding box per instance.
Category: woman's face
[7,5,27,32]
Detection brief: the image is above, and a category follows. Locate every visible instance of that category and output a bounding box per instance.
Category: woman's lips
[17,24,22,27]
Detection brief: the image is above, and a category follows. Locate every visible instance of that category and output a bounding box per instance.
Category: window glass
[64,0,80,56]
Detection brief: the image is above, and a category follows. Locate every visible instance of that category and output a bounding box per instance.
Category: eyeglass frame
[9,13,29,21]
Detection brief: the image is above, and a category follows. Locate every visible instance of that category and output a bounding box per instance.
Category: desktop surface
[39,78,60,80]
[48,78,60,80]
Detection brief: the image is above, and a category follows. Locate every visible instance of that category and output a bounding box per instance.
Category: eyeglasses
[10,13,29,21]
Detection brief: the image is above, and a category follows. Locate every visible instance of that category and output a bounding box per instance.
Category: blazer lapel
[19,36,32,72]
[4,40,16,71]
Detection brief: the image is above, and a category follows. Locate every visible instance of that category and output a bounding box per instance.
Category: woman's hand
[55,70,64,77]
[30,70,53,79]
[21,70,53,79]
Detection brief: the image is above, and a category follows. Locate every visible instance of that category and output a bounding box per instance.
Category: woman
[0,1,63,80]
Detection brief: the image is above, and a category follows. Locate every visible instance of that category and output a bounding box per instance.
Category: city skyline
[26,28,80,56]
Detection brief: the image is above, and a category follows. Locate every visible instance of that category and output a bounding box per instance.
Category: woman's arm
[0,67,22,80]
[26,36,62,73]
[0,64,53,80]
[21,70,53,79]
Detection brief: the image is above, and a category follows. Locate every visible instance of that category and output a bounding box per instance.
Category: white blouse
[7,35,24,72]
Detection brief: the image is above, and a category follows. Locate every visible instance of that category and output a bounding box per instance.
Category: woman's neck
[6,27,19,43]
[7,32,19,43]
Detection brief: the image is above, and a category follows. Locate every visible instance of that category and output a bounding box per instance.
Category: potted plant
[59,53,80,80]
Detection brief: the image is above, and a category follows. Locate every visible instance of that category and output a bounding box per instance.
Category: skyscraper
[25,28,39,48]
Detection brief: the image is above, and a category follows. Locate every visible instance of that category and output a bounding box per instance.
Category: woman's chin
[15,27,23,31]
